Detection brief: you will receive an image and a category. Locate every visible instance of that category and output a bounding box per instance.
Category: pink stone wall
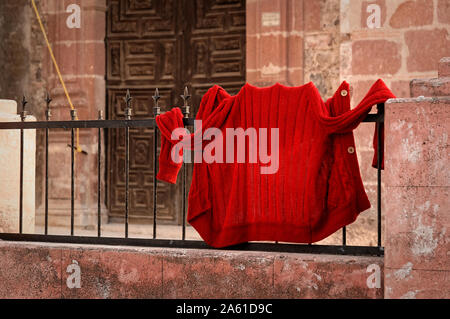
[340,0,449,247]
[247,0,450,103]
[0,241,383,299]
[342,0,450,101]
[384,58,449,299]
[35,0,107,229]
[246,0,304,87]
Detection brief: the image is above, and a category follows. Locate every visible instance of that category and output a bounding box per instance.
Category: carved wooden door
[106,0,245,224]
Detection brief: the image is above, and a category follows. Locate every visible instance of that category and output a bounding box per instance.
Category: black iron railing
[0,88,385,256]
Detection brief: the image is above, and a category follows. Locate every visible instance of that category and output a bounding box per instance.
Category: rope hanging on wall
[31,0,84,155]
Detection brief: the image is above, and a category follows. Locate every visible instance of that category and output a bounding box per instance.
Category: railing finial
[21,95,27,109]
[45,91,52,106]
[152,88,161,116]
[70,109,77,121]
[180,86,190,118]
[45,92,52,121]
[124,89,132,120]
[20,95,28,121]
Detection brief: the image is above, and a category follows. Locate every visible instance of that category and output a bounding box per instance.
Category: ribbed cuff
[156,162,182,184]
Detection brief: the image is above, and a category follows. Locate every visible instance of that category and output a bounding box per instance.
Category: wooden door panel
[106,0,245,224]
[186,0,246,111]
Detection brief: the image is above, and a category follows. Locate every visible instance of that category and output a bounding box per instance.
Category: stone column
[0,100,36,233]
[36,0,107,230]
[246,0,304,87]
[384,58,450,298]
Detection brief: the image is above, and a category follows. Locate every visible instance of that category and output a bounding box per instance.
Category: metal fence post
[152,88,161,239]
[124,90,132,238]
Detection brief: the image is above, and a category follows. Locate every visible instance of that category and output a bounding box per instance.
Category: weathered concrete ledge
[0,241,383,299]
[0,100,36,234]
[384,59,449,299]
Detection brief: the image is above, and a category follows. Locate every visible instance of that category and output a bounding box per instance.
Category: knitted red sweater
[156,80,395,248]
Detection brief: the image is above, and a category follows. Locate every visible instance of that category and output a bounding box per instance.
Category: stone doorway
[105,0,246,224]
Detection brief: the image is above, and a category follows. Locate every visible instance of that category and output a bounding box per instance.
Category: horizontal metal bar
[0,113,381,130]
[363,113,384,122]
[0,118,196,130]
[0,233,384,256]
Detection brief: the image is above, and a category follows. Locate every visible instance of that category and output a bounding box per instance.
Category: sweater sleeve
[155,85,232,184]
[155,107,185,184]
[312,79,396,169]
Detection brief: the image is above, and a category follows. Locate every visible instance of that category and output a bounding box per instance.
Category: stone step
[410,77,450,97]
[438,57,450,78]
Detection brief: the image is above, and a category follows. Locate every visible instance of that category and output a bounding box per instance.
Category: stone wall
[0,241,383,299]
[0,0,47,212]
[0,100,36,234]
[246,0,341,98]
[36,0,107,229]
[341,0,449,246]
[383,57,449,299]
[246,0,304,87]
[340,0,449,102]
[0,0,107,229]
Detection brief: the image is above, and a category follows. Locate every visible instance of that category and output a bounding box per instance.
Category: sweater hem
[189,207,365,248]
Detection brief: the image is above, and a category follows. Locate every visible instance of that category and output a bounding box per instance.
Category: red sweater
[156,80,395,248]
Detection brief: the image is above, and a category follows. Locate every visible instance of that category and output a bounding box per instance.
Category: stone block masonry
[411,57,450,97]
[339,0,450,248]
[35,0,108,229]
[384,57,450,299]
[341,0,450,101]
[0,0,108,230]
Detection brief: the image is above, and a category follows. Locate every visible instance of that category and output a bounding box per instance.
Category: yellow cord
[31,0,82,154]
